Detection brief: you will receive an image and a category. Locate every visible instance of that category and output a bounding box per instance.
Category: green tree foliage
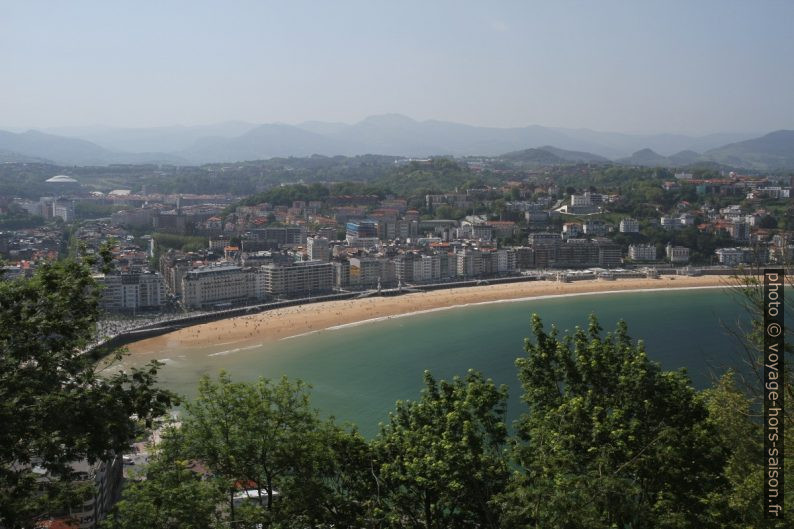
[104,301,791,527]
[152,233,208,253]
[0,258,174,528]
[74,202,124,220]
[239,183,331,207]
[699,372,791,528]
[102,428,225,529]
[178,373,372,528]
[696,272,794,528]
[500,315,726,528]
[376,159,500,197]
[374,370,510,528]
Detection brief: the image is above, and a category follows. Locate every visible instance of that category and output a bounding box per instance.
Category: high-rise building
[97,272,165,312]
[260,261,334,297]
[181,265,254,309]
[307,236,330,261]
[345,220,380,248]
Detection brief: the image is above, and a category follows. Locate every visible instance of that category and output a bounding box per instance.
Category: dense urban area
[2,156,792,315]
[1,153,792,528]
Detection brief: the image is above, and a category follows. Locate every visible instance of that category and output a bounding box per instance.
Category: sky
[2,0,793,134]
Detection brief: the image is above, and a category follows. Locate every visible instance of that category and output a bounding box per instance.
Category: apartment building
[38,456,123,529]
[260,260,334,297]
[666,244,690,263]
[349,257,384,287]
[628,244,657,261]
[619,218,640,233]
[307,236,330,261]
[526,236,621,268]
[181,265,254,309]
[96,271,164,312]
[715,247,744,266]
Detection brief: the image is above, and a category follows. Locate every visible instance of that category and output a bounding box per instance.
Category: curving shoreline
[126,275,733,356]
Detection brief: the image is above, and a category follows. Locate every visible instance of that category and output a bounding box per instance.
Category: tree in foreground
[102,427,225,529]
[500,315,727,528]
[698,270,793,527]
[177,372,374,528]
[374,370,510,528]
[105,307,790,527]
[0,258,174,528]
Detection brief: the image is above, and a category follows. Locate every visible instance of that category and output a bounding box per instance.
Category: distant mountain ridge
[703,130,794,170]
[610,130,794,170]
[0,115,788,169]
[500,146,609,164]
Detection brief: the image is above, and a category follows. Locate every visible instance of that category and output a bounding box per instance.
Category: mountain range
[0,114,791,170]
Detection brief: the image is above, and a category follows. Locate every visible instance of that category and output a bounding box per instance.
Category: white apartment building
[666,244,690,263]
[716,247,745,267]
[570,194,592,207]
[97,272,165,312]
[181,265,254,309]
[260,260,334,297]
[493,248,516,274]
[52,200,75,222]
[628,244,657,261]
[412,254,441,282]
[456,248,483,278]
[619,218,640,233]
[307,236,330,261]
[583,220,607,236]
[349,257,383,287]
[660,216,677,230]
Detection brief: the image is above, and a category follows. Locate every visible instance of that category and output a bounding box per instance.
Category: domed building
[45,175,79,184]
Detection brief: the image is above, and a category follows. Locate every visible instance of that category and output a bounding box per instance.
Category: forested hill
[234,158,499,208]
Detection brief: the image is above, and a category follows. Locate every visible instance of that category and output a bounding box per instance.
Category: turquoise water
[125,288,752,436]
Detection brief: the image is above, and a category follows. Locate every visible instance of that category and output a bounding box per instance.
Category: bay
[123,288,750,436]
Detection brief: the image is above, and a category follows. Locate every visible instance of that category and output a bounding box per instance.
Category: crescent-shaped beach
[127,275,732,356]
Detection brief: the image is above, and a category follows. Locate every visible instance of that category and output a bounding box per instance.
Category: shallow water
[123,288,752,436]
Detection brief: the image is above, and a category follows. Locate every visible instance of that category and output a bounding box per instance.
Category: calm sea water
[124,288,753,436]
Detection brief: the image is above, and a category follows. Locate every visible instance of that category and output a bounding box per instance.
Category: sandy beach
[127,275,732,355]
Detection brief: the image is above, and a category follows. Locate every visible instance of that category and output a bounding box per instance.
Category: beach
[127,275,732,356]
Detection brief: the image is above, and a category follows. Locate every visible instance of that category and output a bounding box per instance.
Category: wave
[207,343,266,357]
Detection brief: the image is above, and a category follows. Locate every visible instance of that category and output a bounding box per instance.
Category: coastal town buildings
[307,236,330,261]
[260,260,334,297]
[96,271,165,312]
[620,218,640,233]
[666,244,690,264]
[182,264,255,309]
[628,244,657,261]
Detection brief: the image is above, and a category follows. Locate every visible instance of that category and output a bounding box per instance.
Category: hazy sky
[2,1,793,134]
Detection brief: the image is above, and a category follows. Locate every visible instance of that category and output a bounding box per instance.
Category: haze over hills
[703,130,794,170]
[44,121,258,153]
[500,146,610,165]
[0,114,790,169]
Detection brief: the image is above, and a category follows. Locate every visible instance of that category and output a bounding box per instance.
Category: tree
[700,271,794,528]
[0,258,174,528]
[102,427,225,529]
[374,370,510,528]
[179,373,372,528]
[500,315,726,528]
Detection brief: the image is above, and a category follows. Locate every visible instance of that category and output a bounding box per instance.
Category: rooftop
[45,175,77,183]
